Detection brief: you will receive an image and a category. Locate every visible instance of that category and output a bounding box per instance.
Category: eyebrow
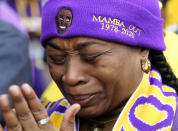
[76,41,106,50]
[46,41,106,50]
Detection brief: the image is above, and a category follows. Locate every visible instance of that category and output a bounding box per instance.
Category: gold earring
[141,58,151,74]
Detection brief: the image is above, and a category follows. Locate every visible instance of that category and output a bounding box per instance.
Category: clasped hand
[0,84,80,131]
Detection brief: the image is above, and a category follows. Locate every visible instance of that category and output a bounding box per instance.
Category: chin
[78,105,104,118]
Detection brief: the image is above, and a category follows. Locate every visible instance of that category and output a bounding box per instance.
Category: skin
[0,84,80,131]
[46,37,148,118]
[0,37,149,131]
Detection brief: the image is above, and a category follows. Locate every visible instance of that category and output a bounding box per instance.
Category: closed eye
[48,55,66,65]
[80,50,112,63]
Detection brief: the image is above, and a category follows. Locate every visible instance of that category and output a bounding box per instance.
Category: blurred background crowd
[0,0,177,108]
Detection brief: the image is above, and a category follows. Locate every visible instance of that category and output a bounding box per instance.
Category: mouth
[59,25,66,29]
[67,94,96,107]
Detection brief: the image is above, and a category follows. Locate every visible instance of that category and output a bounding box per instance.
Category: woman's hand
[0,84,80,131]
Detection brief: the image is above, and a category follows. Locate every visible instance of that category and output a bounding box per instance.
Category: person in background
[0,0,178,131]
[6,0,47,98]
[0,0,47,125]
[162,0,178,33]
[164,31,178,77]
[159,0,178,77]
[0,0,32,125]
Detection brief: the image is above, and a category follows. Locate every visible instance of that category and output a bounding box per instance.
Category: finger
[0,124,4,131]
[9,85,39,131]
[61,104,81,131]
[21,84,54,130]
[0,94,22,131]
[12,108,16,113]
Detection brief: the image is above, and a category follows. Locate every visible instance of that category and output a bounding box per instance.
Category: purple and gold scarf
[43,67,177,131]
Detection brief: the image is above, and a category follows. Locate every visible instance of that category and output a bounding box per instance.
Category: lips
[67,94,96,107]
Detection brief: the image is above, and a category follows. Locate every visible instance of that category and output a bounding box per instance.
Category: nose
[62,57,88,86]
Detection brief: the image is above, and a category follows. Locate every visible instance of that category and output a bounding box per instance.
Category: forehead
[58,9,72,16]
[47,37,110,50]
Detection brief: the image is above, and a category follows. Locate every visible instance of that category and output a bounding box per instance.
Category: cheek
[87,63,123,113]
[92,56,133,101]
[94,58,123,83]
[91,60,123,96]
[47,63,63,82]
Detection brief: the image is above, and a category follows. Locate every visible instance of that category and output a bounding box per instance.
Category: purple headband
[40,0,166,51]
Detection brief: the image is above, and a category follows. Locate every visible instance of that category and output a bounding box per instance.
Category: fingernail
[22,83,31,94]
[9,85,20,96]
[0,95,9,107]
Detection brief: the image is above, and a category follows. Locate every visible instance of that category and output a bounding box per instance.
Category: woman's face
[46,37,145,117]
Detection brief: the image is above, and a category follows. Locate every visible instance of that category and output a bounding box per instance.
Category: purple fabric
[31,61,46,98]
[47,98,66,116]
[129,95,175,130]
[6,0,16,12]
[172,98,178,131]
[40,0,166,51]
[0,1,28,37]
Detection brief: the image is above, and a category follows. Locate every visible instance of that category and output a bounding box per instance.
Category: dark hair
[149,50,178,94]
[161,0,169,8]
